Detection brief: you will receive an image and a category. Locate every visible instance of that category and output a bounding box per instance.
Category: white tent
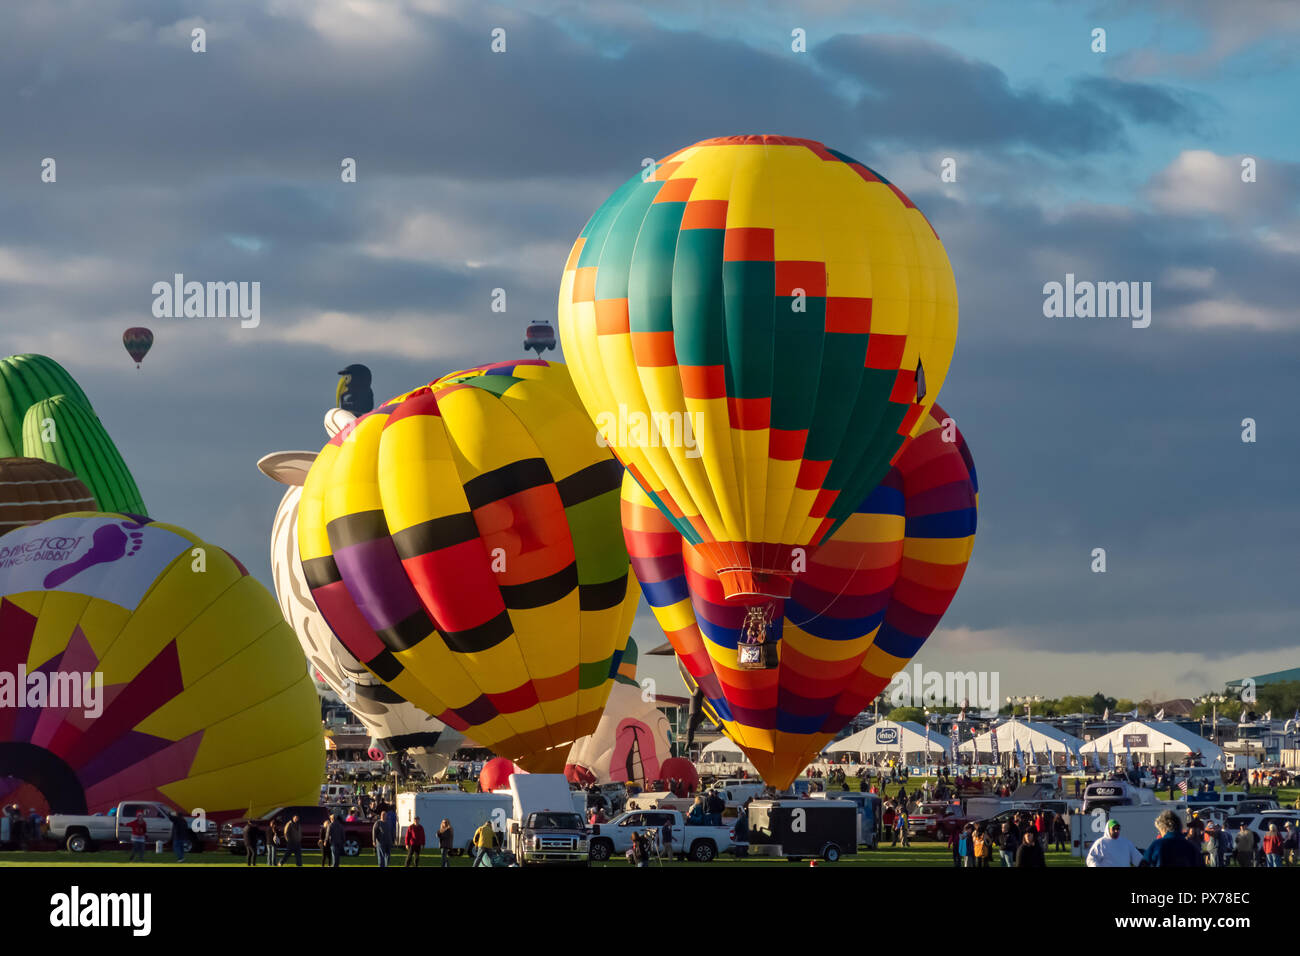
[1078,720,1224,767]
[959,720,1084,764]
[696,737,755,770]
[824,720,952,760]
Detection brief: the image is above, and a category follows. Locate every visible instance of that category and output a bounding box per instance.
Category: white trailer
[396,791,511,854]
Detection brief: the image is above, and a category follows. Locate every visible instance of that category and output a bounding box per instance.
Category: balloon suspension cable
[741,602,775,644]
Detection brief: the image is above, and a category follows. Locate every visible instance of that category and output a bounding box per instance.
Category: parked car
[1223,810,1300,847]
[221,805,372,856]
[909,801,971,839]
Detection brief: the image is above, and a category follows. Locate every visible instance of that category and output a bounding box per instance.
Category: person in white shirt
[1086,819,1143,867]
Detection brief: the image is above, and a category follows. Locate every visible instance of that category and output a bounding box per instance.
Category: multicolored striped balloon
[560,135,958,605]
[623,404,977,787]
[296,360,639,773]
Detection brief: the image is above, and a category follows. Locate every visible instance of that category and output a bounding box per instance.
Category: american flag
[1178,779,1189,795]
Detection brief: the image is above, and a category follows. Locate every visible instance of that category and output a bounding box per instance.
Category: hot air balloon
[122,327,153,368]
[623,404,977,787]
[0,513,323,818]
[0,354,92,458]
[259,408,462,778]
[0,458,96,537]
[523,321,557,356]
[565,639,673,787]
[21,396,147,515]
[0,354,147,515]
[558,135,958,628]
[336,364,374,416]
[297,359,639,773]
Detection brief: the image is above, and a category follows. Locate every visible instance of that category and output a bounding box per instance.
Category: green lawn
[0,843,1083,868]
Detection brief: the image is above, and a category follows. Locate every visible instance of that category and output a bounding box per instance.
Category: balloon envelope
[559,135,958,605]
[297,360,638,773]
[260,432,462,780]
[122,327,153,366]
[565,640,672,787]
[623,404,977,788]
[0,458,95,537]
[0,513,323,818]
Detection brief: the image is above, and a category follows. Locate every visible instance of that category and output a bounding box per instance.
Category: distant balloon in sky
[523,321,556,356]
[336,364,374,416]
[122,328,153,368]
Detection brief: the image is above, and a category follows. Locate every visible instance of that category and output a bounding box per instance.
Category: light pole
[1197,694,1226,745]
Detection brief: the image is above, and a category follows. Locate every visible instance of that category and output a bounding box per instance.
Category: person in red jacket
[127,811,149,862]
[404,816,427,868]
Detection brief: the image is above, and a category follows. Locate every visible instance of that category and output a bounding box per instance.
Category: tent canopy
[1078,720,1223,764]
[958,719,1083,757]
[824,720,953,757]
[697,737,753,766]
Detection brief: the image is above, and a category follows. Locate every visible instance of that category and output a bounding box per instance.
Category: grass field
[0,842,1084,868]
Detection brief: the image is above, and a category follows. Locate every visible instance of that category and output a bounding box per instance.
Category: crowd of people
[1086,809,1296,867]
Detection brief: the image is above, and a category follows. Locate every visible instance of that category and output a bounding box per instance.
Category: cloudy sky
[3,0,1297,703]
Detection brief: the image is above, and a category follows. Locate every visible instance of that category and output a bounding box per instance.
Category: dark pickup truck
[221,805,374,857]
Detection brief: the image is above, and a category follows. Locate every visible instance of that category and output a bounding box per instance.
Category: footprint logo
[43,521,145,589]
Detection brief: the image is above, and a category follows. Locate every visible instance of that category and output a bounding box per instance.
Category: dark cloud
[815,34,1199,156]
[0,0,1295,697]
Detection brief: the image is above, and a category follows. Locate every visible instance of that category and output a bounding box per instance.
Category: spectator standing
[127,811,150,863]
[283,814,303,866]
[1233,822,1257,868]
[998,823,1018,867]
[243,819,261,867]
[1086,820,1142,867]
[373,815,393,867]
[167,810,189,864]
[319,815,333,867]
[406,816,428,867]
[472,817,497,866]
[1143,811,1200,867]
[329,812,345,867]
[1016,829,1046,867]
[1262,824,1283,867]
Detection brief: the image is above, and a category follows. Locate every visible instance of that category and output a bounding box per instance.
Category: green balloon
[0,353,93,457]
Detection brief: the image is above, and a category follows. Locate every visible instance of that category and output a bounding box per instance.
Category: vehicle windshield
[529,812,584,829]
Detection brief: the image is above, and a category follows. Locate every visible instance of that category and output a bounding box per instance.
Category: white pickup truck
[589,808,743,862]
[46,801,212,854]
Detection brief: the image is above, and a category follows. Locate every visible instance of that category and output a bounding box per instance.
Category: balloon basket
[737,642,778,670]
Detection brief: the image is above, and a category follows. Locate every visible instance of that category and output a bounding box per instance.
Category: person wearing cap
[1086,819,1142,867]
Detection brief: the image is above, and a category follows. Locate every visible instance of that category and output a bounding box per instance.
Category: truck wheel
[690,840,716,863]
[344,838,360,857]
[589,839,613,862]
[823,844,841,862]
[66,832,91,853]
